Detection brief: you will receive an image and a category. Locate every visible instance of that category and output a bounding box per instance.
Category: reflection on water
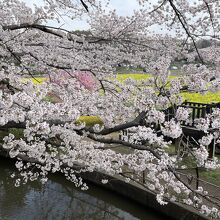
[0,157,164,220]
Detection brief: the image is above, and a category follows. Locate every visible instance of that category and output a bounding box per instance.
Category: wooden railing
[165,101,220,127]
[120,101,220,157]
[120,101,220,141]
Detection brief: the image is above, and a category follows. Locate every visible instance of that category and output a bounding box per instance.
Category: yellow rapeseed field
[23,74,220,126]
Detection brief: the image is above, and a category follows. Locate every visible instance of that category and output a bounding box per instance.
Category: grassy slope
[199,155,220,186]
[166,145,220,187]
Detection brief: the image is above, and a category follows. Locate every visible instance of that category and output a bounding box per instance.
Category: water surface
[0,157,164,220]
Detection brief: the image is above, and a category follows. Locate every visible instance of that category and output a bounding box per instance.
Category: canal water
[0,157,165,220]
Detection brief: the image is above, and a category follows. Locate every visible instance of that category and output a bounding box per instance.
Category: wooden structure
[177,101,220,158]
[120,101,220,158]
[165,101,219,127]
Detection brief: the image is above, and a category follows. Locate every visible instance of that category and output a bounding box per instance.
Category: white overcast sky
[23,0,145,30]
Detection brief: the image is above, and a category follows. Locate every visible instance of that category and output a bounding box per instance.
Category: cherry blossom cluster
[1,0,220,218]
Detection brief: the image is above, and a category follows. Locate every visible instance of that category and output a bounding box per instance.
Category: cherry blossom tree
[1,0,220,218]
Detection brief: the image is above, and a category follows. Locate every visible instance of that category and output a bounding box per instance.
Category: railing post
[142,170,146,184]
[208,139,216,159]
